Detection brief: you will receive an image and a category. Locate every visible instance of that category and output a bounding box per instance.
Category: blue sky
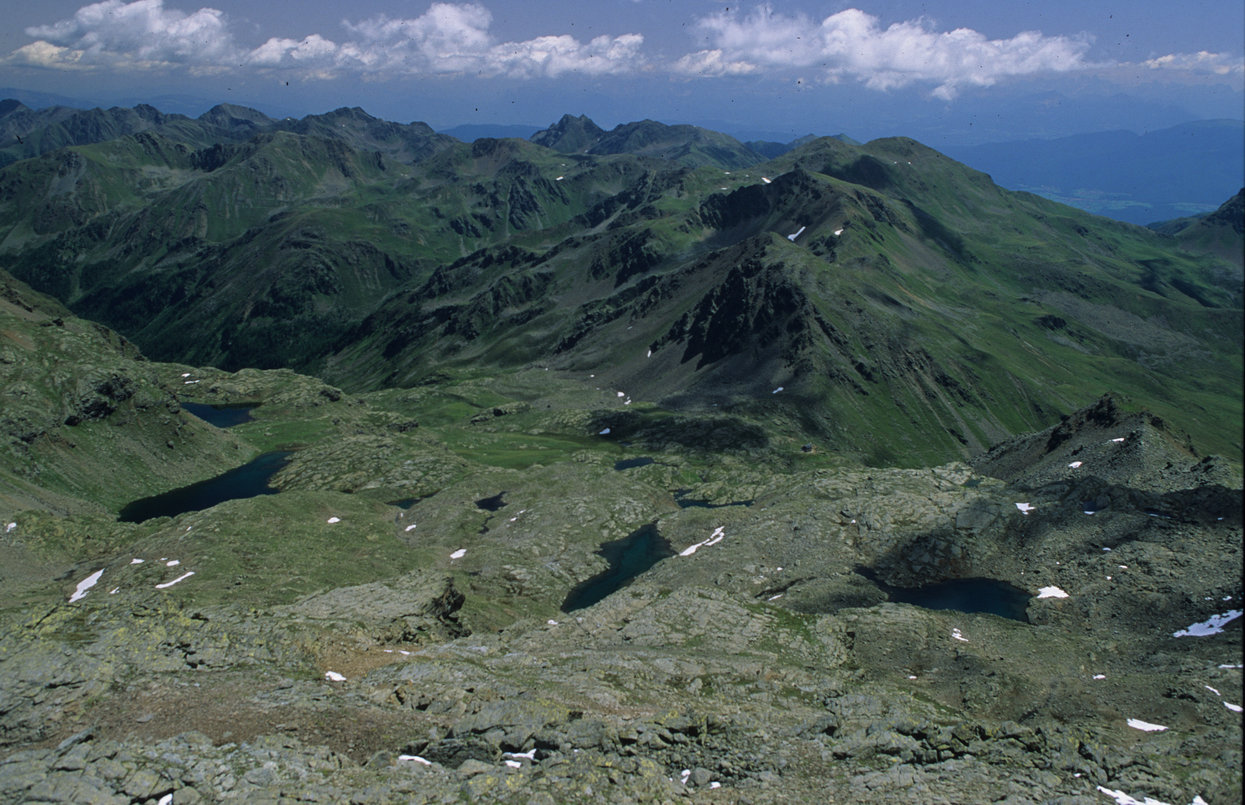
[1,1,1241,144]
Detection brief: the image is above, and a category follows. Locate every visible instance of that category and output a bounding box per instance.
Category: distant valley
[944,119,1245,226]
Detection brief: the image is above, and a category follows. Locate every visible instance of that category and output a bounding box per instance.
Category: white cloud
[7,41,89,70]
[22,0,235,69]
[677,5,1093,98]
[8,1,1237,95]
[1143,50,1244,76]
[672,48,757,77]
[9,0,644,79]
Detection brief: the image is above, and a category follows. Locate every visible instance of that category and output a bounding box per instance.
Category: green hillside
[0,105,1239,466]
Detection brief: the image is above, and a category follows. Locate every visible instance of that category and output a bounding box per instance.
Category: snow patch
[1225,701,1243,713]
[1015,502,1035,515]
[772,386,784,394]
[165,559,180,567]
[5,522,15,533]
[786,225,806,241]
[1093,674,1106,680]
[951,628,968,642]
[69,569,104,603]
[1095,786,1168,805]
[130,558,145,564]
[599,428,611,435]
[325,671,346,682]
[1126,718,1167,732]
[155,571,195,589]
[1068,461,1083,468]
[398,754,432,765]
[762,177,771,184]
[680,526,725,557]
[405,523,417,532]
[450,549,467,560]
[326,516,341,524]
[1037,586,1069,599]
[1095,786,1208,805]
[1172,609,1243,637]
[504,749,537,760]
[833,228,843,236]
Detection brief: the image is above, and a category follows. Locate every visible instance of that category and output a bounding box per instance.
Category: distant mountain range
[0,100,1239,465]
[944,120,1245,225]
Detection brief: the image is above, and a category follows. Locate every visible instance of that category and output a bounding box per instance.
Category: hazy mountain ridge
[0,104,1239,467]
[532,113,766,169]
[944,119,1245,225]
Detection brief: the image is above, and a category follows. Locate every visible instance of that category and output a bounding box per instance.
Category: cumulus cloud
[8,0,644,79]
[21,0,235,70]
[1143,50,1243,76]
[676,5,1093,98]
[672,49,757,78]
[8,1,1238,95]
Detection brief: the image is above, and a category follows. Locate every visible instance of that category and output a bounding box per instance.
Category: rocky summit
[0,103,1241,804]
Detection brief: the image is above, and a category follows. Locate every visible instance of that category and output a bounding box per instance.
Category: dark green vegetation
[1,100,1240,468]
[0,102,1241,803]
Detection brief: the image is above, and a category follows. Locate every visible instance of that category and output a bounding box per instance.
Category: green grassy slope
[0,110,1238,467]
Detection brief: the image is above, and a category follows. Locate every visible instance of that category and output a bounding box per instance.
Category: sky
[0,0,1241,145]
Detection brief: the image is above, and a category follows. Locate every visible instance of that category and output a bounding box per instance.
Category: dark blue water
[614,457,655,471]
[476,492,507,512]
[857,568,1031,622]
[562,523,675,612]
[182,402,258,428]
[118,451,293,523]
[673,490,754,509]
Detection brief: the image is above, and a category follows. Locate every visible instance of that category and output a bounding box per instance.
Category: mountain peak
[0,98,29,117]
[199,103,272,129]
[321,106,377,121]
[531,114,606,153]
[1205,188,1245,235]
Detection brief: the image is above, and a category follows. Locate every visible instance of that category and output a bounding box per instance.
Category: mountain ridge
[0,102,1239,466]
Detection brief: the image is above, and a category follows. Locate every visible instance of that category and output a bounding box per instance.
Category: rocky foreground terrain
[0,350,1240,803]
